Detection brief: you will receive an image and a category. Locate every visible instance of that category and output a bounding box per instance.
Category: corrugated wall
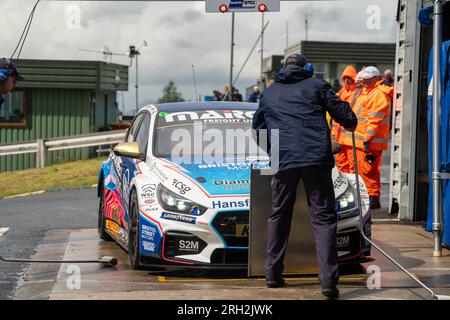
[285,41,396,64]
[0,89,91,172]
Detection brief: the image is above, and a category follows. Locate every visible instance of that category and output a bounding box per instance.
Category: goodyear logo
[160,212,196,224]
[229,0,256,9]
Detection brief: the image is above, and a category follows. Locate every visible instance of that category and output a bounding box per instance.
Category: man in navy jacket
[0,58,25,107]
[253,54,357,300]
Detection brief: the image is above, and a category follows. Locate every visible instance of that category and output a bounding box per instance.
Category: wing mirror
[113,142,143,159]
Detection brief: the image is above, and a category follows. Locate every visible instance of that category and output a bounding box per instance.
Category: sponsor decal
[141,205,159,211]
[333,174,347,190]
[144,199,155,204]
[214,179,250,190]
[337,235,350,248]
[140,220,162,255]
[160,212,196,224]
[198,163,249,170]
[161,110,255,124]
[211,199,250,209]
[141,224,158,241]
[142,240,156,252]
[189,206,201,215]
[224,184,249,190]
[105,219,119,234]
[141,184,156,199]
[229,0,256,9]
[173,236,207,256]
[172,179,192,195]
[338,211,358,220]
[178,240,199,251]
[214,179,250,185]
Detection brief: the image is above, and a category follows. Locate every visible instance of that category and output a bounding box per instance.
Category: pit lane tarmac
[12,223,450,300]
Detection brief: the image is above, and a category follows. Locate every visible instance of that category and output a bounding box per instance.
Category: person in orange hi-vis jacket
[331,65,359,173]
[344,66,391,209]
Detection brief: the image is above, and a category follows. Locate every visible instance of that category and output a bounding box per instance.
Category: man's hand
[363,140,370,151]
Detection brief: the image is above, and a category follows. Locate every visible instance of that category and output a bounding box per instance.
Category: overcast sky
[1,0,398,114]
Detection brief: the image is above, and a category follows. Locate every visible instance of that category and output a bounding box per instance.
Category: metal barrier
[0,130,126,168]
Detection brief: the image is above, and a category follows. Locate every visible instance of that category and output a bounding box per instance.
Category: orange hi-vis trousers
[335,145,354,174]
[335,146,383,198]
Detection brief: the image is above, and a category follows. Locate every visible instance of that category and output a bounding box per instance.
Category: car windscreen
[154,109,261,160]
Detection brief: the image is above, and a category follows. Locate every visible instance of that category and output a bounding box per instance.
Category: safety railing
[0,130,127,168]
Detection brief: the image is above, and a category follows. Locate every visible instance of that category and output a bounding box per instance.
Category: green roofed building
[0,59,128,172]
[283,41,396,83]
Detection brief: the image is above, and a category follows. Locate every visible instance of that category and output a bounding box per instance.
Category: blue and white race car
[97,102,371,269]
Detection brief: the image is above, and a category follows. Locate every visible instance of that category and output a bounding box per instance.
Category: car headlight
[157,184,207,216]
[336,184,357,215]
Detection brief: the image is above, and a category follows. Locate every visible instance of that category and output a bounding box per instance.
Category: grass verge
[0,157,106,198]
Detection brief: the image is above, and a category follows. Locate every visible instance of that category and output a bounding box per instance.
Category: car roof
[154,101,258,112]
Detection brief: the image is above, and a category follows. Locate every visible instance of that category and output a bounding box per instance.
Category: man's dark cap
[0,58,25,81]
[284,54,307,68]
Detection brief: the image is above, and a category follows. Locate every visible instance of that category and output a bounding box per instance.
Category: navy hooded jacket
[252,65,357,171]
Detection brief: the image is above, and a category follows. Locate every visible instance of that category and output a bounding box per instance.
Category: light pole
[260,12,265,91]
[129,41,148,115]
[432,0,444,257]
[129,45,140,115]
[228,12,235,101]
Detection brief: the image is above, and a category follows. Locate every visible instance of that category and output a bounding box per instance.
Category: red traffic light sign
[258,3,267,12]
[219,4,228,13]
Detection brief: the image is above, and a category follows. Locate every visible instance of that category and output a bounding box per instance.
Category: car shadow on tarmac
[144,263,368,280]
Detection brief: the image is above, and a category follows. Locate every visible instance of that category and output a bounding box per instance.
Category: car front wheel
[128,190,143,269]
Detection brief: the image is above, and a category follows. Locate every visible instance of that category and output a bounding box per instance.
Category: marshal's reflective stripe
[355,104,363,117]
[367,130,377,136]
[357,117,368,123]
[369,112,385,118]
[345,133,364,140]
[381,119,391,125]
[372,138,389,144]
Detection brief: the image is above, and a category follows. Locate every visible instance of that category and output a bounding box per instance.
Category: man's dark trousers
[265,165,339,289]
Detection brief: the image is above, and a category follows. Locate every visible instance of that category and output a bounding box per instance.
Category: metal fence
[0,130,126,168]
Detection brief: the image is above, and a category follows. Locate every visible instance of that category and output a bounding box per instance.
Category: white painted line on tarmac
[3,190,46,199]
[372,218,400,222]
[411,268,450,271]
[0,227,10,237]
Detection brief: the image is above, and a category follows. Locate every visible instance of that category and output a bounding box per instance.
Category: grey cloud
[171,38,196,49]
[157,9,203,27]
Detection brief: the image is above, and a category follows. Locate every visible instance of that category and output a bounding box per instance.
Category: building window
[313,63,329,80]
[0,91,28,128]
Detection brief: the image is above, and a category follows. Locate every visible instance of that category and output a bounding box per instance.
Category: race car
[97,102,372,269]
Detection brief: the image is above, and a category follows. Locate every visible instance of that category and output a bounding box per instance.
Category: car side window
[134,113,151,156]
[125,114,143,143]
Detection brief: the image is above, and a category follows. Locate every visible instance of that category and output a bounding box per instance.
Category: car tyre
[129,190,143,270]
[98,187,113,241]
